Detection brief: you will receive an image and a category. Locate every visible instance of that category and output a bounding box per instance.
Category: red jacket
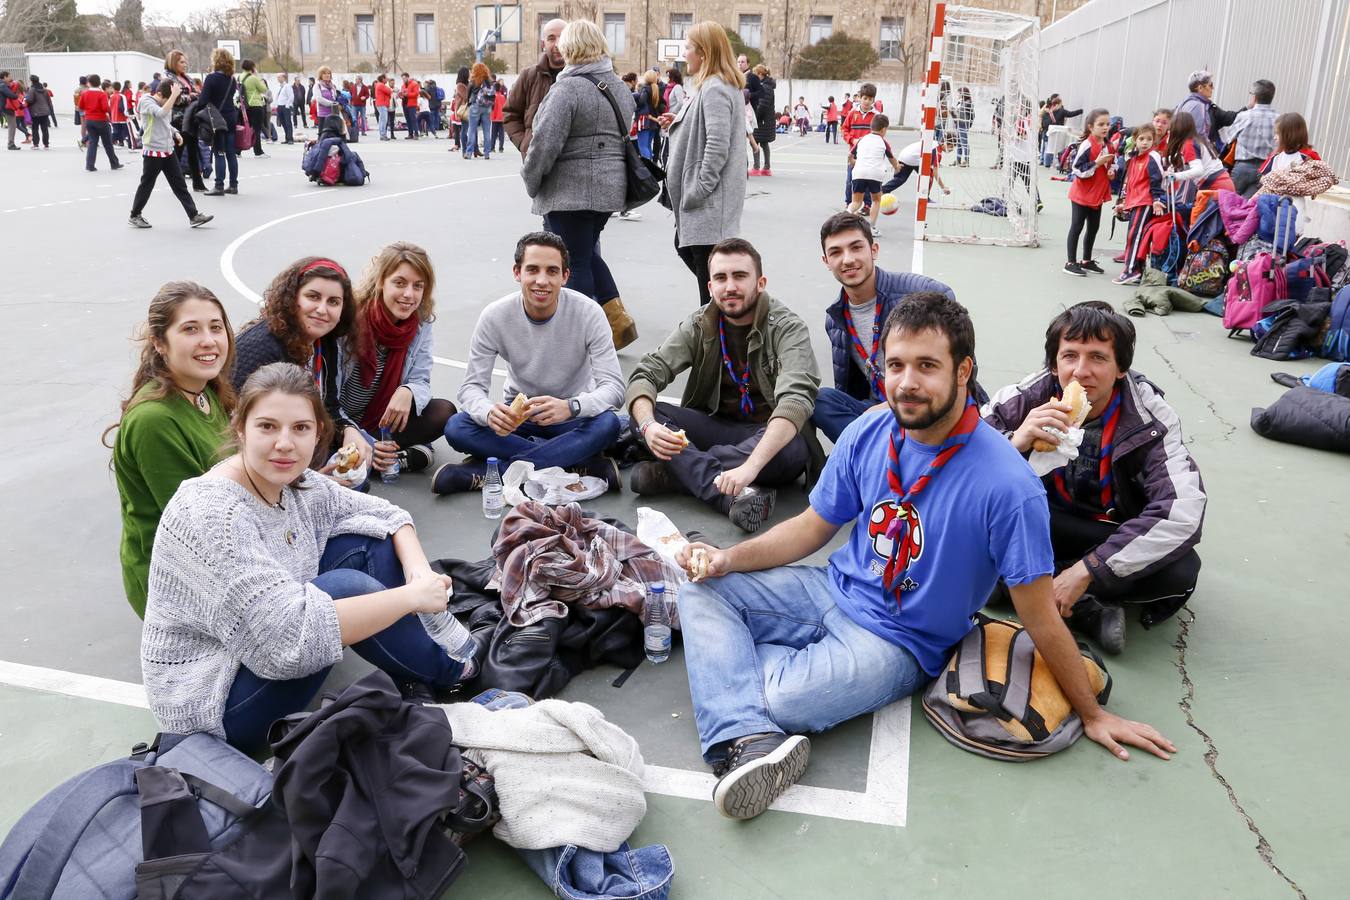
[109,92,128,124]
[1067,135,1113,207]
[842,108,876,149]
[402,80,420,104]
[353,83,370,106]
[490,90,506,122]
[1122,150,1165,209]
[374,82,392,108]
[78,88,110,122]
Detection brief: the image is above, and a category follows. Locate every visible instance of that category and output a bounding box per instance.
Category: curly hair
[102,281,237,448]
[252,257,356,365]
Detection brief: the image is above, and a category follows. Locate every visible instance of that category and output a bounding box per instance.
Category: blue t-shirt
[809,408,1054,675]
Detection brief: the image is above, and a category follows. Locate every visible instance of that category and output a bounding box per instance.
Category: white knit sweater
[142,470,413,738]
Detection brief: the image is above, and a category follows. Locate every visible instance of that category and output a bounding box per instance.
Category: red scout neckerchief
[1052,385,1122,519]
[718,318,755,417]
[883,398,980,608]
[842,292,885,400]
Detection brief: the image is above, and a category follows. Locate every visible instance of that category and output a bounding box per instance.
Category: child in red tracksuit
[1064,109,1117,276]
[1113,124,1165,285]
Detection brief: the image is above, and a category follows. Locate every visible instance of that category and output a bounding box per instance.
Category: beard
[889,371,960,431]
[714,286,759,320]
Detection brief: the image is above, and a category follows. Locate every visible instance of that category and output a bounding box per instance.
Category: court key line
[0,658,908,827]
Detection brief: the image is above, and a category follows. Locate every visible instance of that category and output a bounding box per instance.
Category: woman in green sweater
[105,281,238,617]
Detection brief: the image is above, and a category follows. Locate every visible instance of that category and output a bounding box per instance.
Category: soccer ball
[879,193,900,216]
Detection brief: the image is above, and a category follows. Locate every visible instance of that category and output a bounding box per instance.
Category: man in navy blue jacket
[812,212,958,443]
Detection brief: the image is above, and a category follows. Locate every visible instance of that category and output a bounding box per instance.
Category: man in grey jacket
[626,238,821,533]
[981,302,1206,654]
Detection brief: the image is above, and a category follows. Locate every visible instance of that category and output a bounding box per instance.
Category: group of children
[842,83,951,236]
[1063,104,1320,282]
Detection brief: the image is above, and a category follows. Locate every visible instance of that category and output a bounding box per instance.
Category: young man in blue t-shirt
[677,292,1175,821]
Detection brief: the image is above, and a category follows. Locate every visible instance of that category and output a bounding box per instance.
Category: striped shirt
[339,347,388,426]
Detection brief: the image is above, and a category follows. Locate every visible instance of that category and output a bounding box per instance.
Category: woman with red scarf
[339,242,455,477]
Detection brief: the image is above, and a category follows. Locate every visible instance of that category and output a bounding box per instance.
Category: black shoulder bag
[578,73,664,210]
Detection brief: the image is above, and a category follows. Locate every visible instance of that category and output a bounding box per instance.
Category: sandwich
[1033,380,1092,452]
[509,392,529,419]
[333,443,361,475]
[689,547,710,581]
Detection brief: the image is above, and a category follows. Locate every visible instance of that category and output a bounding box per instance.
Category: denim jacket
[337,320,436,415]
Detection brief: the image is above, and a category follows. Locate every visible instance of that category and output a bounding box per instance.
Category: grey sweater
[142,471,413,738]
[664,76,746,248]
[520,58,634,216]
[137,94,178,154]
[457,288,625,426]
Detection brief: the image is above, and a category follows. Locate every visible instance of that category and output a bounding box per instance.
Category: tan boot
[603,297,638,350]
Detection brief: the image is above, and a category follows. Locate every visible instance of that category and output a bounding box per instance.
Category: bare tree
[232,0,266,40]
[1,0,89,51]
[878,0,929,127]
[263,0,298,68]
[373,0,401,74]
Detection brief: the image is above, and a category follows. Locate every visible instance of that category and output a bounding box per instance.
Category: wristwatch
[568,399,581,419]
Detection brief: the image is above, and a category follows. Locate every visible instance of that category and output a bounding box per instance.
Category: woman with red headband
[233,257,370,476]
[340,242,455,476]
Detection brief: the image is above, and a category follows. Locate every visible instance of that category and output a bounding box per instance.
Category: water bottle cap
[649,581,666,593]
[487,457,499,465]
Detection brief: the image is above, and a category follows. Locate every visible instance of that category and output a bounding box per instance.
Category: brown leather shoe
[603,297,638,350]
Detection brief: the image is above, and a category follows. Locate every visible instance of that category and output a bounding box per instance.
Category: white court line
[0,658,907,827]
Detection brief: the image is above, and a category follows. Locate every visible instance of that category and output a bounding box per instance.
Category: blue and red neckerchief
[718,318,755,417]
[842,294,885,400]
[883,399,981,608]
[312,341,324,388]
[1053,386,1122,518]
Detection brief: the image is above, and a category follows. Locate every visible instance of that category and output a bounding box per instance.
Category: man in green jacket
[626,238,821,532]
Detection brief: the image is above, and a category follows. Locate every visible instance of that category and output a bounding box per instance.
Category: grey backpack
[922,616,1112,761]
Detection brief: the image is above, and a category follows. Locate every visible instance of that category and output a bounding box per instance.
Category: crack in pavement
[1173,609,1306,898]
[1151,343,1238,442]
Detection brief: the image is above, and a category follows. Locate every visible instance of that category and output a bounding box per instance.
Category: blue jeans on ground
[465,106,490,157]
[680,565,924,760]
[219,532,463,755]
[810,387,874,444]
[84,120,119,170]
[542,210,620,304]
[517,844,674,900]
[444,411,621,470]
[213,137,237,188]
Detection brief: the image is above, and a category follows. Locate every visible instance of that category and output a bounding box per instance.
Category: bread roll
[690,547,710,581]
[509,393,529,418]
[672,428,689,448]
[1032,380,1093,452]
[333,443,360,474]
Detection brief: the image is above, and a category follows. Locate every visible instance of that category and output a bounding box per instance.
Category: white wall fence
[1039,0,1350,180]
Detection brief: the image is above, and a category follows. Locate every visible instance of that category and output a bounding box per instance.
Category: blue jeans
[844,162,873,208]
[403,104,419,138]
[84,120,119,169]
[679,565,924,760]
[956,123,970,163]
[543,210,620,304]
[354,106,367,133]
[517,844,674,900]
[276,105,293,142]
[213,137,237,188]
[636,128,654,160]
[444,410,621,470]
[376,106,390,137]
[810,387,874,444]
[465,106,490,157]
[220,532,463,755]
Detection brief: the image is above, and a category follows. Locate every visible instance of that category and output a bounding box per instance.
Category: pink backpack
[1224,251,1287,335]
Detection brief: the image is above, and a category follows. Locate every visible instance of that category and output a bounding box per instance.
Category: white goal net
[920,6,1040,247]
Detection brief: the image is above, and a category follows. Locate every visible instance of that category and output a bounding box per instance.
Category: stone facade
[263,0,1089,78]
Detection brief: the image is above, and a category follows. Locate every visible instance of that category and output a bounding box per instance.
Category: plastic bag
[502,460,606,506]
[324,448,368,487]
[635,507,690,577]
[1027,426,1085,477]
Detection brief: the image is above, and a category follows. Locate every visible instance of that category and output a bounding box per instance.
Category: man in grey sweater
[435,231,625,494]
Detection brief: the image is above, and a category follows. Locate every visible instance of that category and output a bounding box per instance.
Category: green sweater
[114,385,229,617]
[241,72,269,108]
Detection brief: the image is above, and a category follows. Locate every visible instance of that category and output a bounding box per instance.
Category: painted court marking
[0,659,908,826]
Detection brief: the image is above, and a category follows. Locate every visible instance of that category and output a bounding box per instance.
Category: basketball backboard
[657,38,684,61]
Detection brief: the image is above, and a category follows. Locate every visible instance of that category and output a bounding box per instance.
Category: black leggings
[389,397,455,448]
[676,239,714,306]
[1066,201,1102,263]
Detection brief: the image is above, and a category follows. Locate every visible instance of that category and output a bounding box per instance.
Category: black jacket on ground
[1251,386,1350,453]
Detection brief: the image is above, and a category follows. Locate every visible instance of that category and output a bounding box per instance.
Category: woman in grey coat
[659,22,747,306]
[24,75,53,149]
[521,19,638,349]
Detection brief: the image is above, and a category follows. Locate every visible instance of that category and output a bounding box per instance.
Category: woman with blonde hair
[462,62,497,159]
[339,243,455,476]
[313,65,340,127]
[105,281,237,617]
[634,69,662,160]
[200,47,239,195]
[657,22,746,305]
[522,18,639,348]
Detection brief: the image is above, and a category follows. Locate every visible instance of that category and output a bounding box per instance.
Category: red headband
[299,259,348,280]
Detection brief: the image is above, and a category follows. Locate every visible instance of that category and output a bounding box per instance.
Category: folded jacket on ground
[1251,385,1350,453]
[1124,267,1209,317]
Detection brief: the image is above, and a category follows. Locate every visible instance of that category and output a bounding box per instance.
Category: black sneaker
[128,215,152,229]
[712,733,810,820]
[224,186,238,195]
[573,455,621,492]
[728,486,776,533]
[629,460,680,496]
[432,461,486,495]
[1068,594,1126,655]
[189,213,213,228]
[1080,259,1105,274]
[1270,372,1301,389]
[204,186,225,196]
[403,444,434,473]
[1063,261,1087,276]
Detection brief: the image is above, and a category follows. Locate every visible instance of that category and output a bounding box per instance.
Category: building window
[298,15,318,56]
[603,13,625,55]
[355,14,375,54]
[669,13,692,39]
[738,14,762,49]
[948,33,966,62]
[880,16,902,61]
[415,13,436,54]
[537,12,557,41]
[808,15,833,45]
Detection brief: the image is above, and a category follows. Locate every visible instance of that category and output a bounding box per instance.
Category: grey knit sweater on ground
[142,470,413,738]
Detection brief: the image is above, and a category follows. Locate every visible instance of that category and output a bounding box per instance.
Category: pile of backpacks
[301,114,369,188]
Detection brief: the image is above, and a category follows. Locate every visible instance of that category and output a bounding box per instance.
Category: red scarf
[883,399,980,608]
[356,299,419,432]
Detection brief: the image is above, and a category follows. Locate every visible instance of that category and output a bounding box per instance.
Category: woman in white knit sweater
[142,361,464,753]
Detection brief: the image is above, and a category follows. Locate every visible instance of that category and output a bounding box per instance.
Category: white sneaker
[616,210,642,221]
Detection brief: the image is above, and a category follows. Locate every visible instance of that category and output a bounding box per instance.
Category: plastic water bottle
[379,427,399,484]
[643,582,672,664]
[482,456,504,519]
[419,606,479,678]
